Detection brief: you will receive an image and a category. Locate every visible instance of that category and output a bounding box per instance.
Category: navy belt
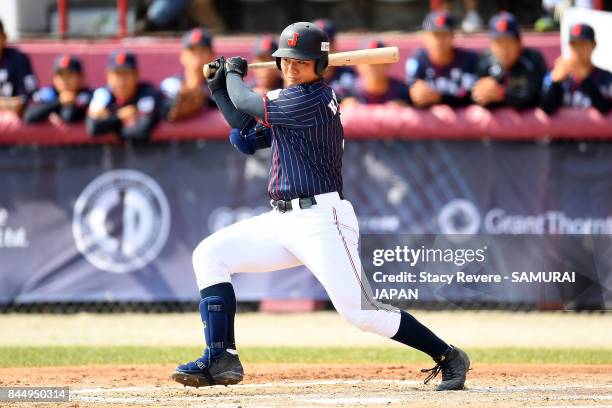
[272,197,317,213]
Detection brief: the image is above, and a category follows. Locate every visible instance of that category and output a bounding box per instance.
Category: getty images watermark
[358,234,606,310]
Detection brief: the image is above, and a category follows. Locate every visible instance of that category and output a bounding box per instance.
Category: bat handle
[202,64,213,79]
[203,61,220,79]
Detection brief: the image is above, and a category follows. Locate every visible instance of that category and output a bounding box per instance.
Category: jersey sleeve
[263,87,325,128]
[475,52,492,78]
[6,51,37,99]
[16,52,38,97]
[405,50,425,85]
[540,72,563,114]
[88,87,113,112]
[160,76,181,99]
[32,87,58,104]
[136,85,160,116]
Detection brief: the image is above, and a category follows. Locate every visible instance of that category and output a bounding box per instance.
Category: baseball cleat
[421,345,470,391]
[171,351,244,387]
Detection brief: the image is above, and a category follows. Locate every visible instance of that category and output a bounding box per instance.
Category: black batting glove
[206,57,226,94]
[225,56,248,78]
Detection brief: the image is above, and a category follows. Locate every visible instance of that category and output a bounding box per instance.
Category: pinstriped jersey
[260,79,343,201]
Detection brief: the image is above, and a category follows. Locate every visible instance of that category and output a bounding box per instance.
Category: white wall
[0,0,56,39]
[562,8,612,72]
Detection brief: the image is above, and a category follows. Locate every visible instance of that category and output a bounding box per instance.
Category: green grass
[0,346,611,367]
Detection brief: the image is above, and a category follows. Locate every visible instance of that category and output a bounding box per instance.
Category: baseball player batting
[171,21,470,391]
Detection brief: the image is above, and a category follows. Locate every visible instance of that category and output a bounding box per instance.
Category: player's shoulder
[272,79,329,101]
[593,67,612,79]
[591,66,612,82]
[521,47,544,61]
[2,47,28,62]
[519,47,546,68]
[455,47,478,63]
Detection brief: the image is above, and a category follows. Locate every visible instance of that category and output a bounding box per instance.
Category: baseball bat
[203,46,400,78]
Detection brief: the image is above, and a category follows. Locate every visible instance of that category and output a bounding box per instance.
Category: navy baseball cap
[423,11,455,32]
[489,12,521,39]
[53,54,82,73]
[182,28,212,49]
[569,23,595,42]
[253,34,278,58]
[362,38,386,49]
[107,50,138,71]
[314,19,336,42]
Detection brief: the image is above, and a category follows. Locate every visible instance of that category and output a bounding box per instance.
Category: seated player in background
[473,12,547,109]
[23,54,92,124]
[314,18,357,100]
[0,18,37,116]
[87,51,161,141]
[541,23,611,114]
[161,28,215,122]
[341,39,409,107]
[406,11,478,108]
[248,34,283,94]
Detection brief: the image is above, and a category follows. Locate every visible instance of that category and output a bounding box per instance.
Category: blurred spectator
[0,18,37,116]
[145,0,192,31]
[161,28,215,122]
[342,39,409,107]
[541,23,612,114]
[442,0,483,32]
[314,19,357,101]
[23,54,92,124]
[87,51,161,142]
[474,12,547,109]
[249,34,282,94]
[406,11,478,108]
[535,0,602,32]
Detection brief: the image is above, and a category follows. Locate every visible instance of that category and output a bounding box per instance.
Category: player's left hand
[472,77,505,105]
[117,105,139,125]
[206,57,227,93]
[225,57,248,78]
[410,80,441,107]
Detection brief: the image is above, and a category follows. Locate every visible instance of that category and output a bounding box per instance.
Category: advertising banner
[1,140,610,308]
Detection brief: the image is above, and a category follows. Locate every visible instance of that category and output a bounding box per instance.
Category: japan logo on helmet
[287,33,299,47]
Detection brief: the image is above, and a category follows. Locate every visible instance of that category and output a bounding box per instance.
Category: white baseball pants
[192,191,402,338]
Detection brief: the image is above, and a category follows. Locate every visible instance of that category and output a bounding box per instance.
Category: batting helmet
[272,22,330,76]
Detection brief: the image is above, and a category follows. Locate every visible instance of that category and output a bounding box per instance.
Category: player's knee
[192,238,231,288]
[337,308,379,333]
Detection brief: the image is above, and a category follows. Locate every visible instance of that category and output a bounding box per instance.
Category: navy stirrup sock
[391,310,449,359]
[200,282,237,351]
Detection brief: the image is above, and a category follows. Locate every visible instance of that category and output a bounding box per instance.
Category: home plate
[299,397,400,405]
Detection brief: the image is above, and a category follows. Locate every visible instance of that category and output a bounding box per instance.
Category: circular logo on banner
[72,169,171,273]
[437,199,481,234]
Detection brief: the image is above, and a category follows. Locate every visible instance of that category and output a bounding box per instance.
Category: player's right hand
[206,57,227,93]
[225,57,248,78]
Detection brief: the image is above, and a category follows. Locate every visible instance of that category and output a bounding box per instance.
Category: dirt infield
[1,363,610,407]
